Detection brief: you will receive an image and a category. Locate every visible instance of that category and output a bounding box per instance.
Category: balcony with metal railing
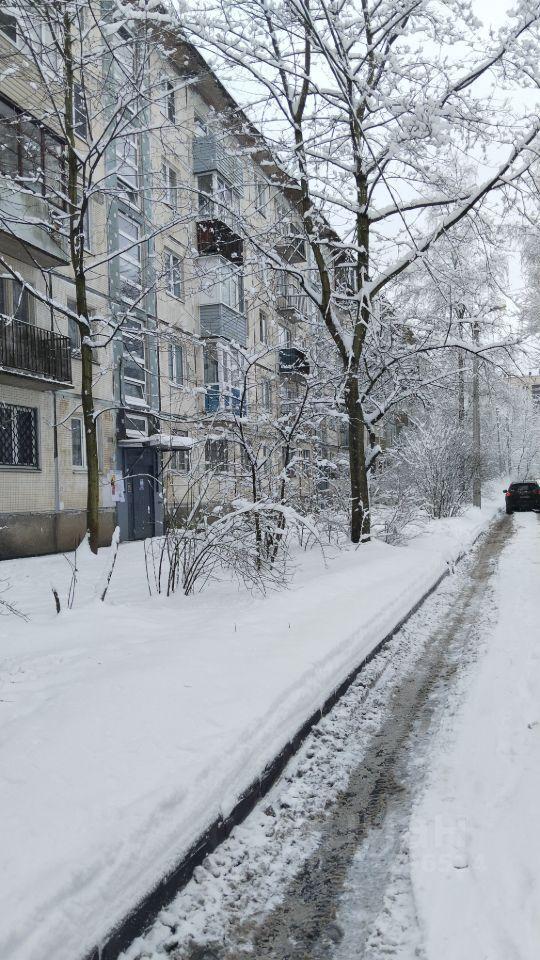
[197,218,244,264]
[276,292,307,321]
[279,347,310,376]
[0,318,72,389]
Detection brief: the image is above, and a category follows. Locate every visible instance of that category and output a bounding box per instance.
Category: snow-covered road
[0,498,502,960]
[122,511,540,960]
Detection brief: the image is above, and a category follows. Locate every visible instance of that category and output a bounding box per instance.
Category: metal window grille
[0,402,38,467]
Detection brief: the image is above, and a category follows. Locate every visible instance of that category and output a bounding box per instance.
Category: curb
[85,519,496,960]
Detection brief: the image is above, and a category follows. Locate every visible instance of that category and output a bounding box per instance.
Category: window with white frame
[255,176,268,214]
[73,83,88,138]
[167,431,190,472]
[71,417,86,467]
[116,129,139,203]
[194,113,207,137]
[198,256,244,313]
[165,249,184,299]
[117,212,142,301]
[278,324,292,348]
[162,79,176,123]
[197,172,238,219]
[0,277,34,324]
[162,162,178,212]
[259,309,268,343]
[0,402,38,467]
[168,342,184,385]
[261,378,272,410]
[122,322,146,404]
[114,27,135,82]
[68,315,81,353]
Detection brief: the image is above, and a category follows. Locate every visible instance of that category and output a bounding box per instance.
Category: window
[165,249,184,298]
[167,432,190,472]
[116,129,139,204]
[255,176,268,214]
[278,324,292,348]
[117,212,142,300]
[0,402,38,467]
[73,83,88,138]
[197,173,214,217]
[122,324,146,403]
[197,172,237,219]
[532,384,540,404]
[205,438,228,472]
[168,342,184,385]
[261,378,272,410]
[0,278,33,324]
[194,114,207,137]
[71,417,86,467]
[219,260,244,313]
[115,27,135,81]
[68,316,81,353]
[0,8,17,43]
[204,347,219,385]
[125,414,147,437]
[170,447,190,472]
[162,79,175,123]
[0,96,64,203]
[259,309,268,343]
[162,162,178,212]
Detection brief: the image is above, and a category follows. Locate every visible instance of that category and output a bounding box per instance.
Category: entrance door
[124,447,156,540]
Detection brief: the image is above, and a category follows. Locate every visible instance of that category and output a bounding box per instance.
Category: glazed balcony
[192,135,243,192]
[0,181,69,268]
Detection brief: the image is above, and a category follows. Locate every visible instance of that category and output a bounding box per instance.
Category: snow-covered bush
[390,413,473,520]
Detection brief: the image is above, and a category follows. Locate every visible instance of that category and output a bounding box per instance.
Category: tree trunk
[472,320,481,508]
[81,339,100,552]
[345,373,370,543]
[64,11,100,553]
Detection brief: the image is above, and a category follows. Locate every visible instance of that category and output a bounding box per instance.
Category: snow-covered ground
[0,496,501,960]
[410,511,540,960]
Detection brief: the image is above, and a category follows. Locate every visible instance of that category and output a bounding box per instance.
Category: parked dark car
[504,481,540,514]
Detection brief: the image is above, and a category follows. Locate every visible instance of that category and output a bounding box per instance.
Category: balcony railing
[279,347,310,376]
[0,318,72,388]
[275,236,306,264]
[197,218,244,264]
[205,384,244,415]
[276,293,307,320]
[199,303,247,347]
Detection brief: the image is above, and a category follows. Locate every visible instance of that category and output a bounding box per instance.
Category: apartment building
[0,7,338,559]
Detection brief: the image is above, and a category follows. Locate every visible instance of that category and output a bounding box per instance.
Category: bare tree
[181,0,540,541]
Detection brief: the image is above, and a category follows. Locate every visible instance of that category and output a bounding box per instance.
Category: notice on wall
[103,470,125,505]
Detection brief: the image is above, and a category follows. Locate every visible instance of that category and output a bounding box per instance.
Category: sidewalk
[0,497,501,960]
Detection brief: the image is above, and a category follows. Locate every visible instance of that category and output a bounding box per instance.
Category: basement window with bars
[0,402,38,467]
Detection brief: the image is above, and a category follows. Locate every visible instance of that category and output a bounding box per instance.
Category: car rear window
[510,483,539,492]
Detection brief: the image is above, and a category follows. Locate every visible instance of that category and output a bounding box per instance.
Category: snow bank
[0,495,501,960]
[409,511,540,960]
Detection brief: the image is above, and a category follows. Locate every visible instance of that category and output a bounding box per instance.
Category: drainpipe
[48,272,61,550]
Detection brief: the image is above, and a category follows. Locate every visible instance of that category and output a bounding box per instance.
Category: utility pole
[472,318,481,508]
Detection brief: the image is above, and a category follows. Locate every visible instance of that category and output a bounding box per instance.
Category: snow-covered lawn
[410,511,540,960]
[0,497,501,960]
